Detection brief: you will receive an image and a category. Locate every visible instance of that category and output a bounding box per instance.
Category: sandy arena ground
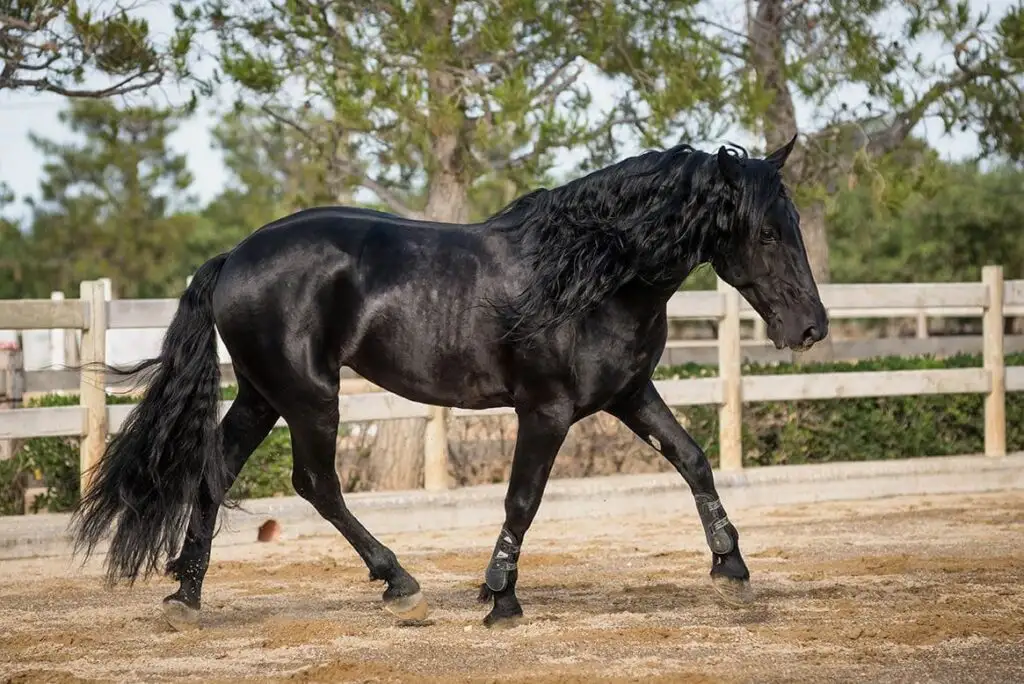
[1,489,1022,683]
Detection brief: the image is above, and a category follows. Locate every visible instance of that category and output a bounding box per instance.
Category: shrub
[649,353,1024,468]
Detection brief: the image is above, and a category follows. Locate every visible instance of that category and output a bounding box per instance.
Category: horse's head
[707,136,828,351]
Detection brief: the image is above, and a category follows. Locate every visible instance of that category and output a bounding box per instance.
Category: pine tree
[26,99,200,298]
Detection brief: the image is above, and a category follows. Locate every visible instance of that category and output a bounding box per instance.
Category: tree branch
[260,103,315,139]
[529,58,583,108]
[481,150,533,173]
[788,25,843,73]
[260,102,424,218]
[707,41,747,61]
[6,72,163,98]
[0,6,163,98]
[12,52,64,72]
[336,155,423,219]
[866,69,979,156]
[0,14,40,31]
[693,15,752,49]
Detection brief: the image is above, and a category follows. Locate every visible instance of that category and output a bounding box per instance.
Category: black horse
[71,136,827,629]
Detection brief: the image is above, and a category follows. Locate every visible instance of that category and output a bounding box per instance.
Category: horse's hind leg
[283,399,427,623]
[608,381,751,607]
[162,373,280,629]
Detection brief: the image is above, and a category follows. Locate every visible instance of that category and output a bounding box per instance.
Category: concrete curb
[1,452,1021,561]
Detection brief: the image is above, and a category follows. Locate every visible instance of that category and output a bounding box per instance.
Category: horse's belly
[344,281,514,409]
[346,344,512,411]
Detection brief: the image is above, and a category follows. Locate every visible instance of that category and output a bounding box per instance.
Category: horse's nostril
[802,326,819,344]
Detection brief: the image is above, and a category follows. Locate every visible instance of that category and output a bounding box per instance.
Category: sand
[1,490,1023,683]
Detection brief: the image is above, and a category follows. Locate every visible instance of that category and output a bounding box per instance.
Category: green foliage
[176,0,727,220]
[226,430,295,501]
[191,106,348,257]
[640,0,1024,167]
[760,0,1020,161]
[4,353,1020,515]
[829,157,1024,282]
[962,3,1024,161]
[0,190,30,298]
[12,99,205,298]
[651,353,1024,468]
[0,0,171,97]
[0,392,132,516]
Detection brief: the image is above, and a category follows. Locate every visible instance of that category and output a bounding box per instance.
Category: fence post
[717,278,743,470]
[98,277,113,301]
[79,280,109,495]
[0,348,24,461]
[982,265,1005,458]
[50,292,67,370]
[753,318,767,343]
[423,406,449,490]
[915,311,929,339]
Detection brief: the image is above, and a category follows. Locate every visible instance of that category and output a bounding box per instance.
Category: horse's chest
[565,328,665,405]
[601,336,663,379]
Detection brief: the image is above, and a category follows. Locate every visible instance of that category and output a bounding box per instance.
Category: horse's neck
[607,277,681,324]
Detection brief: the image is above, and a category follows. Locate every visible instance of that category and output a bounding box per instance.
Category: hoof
[711,574,753,608]
[162,598,200,631]
[483,611,523,629]
[383,591,429,623]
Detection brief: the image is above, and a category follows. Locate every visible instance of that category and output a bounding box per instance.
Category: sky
[0,0,1010,223]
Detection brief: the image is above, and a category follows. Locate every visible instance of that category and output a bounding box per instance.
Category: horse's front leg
[608,381,751,606]
[478,403,572,627]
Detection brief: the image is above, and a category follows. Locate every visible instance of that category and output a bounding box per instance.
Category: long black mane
[487,143,782,342]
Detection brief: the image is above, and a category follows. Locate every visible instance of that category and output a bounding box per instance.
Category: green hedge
[651,353,1024,468]
[2,353,1021,515]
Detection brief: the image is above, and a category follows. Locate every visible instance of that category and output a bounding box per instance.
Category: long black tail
[70,253,230,586]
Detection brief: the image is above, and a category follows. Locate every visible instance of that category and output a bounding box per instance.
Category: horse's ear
[765,134,798,170]
[717,146,742,187]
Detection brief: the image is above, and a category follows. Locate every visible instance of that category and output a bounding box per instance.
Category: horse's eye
[760,225,778,243]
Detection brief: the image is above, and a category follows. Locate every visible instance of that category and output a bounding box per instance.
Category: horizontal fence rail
[9,284,1024,391]
[0,267,1021,496]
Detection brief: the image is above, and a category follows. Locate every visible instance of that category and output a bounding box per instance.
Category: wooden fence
[1,267,1022,496]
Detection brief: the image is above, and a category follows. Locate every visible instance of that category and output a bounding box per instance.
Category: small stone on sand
[258,519,281,542]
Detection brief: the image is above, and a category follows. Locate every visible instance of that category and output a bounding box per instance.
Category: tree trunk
[423,169,470,225]
[367,418,426,490]
[800,201,831,285]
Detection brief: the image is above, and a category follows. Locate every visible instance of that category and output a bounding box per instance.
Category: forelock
[734,161,785,236]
